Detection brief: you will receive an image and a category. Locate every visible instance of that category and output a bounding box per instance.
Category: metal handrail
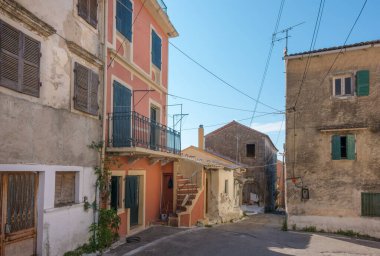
[157,0,167,13]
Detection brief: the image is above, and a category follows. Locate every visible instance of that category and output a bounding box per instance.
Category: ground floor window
[55,172,76,207]
[361,193,380,217]
[110,176,123,210]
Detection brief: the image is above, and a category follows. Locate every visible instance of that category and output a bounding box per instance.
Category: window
[116,0,133,41]
[224,180,229,194]
[356,70,370,96]
[0,20,41,97]
[246,144,255,157]
[74,62,99,115]
[361,193,380,217]
[55,172,76,207]
[333,76,353,96]
[331,134,355,160]
[77,0,98,28]
[151,30,162,70]
[110,176,123,210]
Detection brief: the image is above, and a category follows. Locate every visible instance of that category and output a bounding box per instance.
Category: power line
[293,0,325,109]
[317,0,368,89]
[182,112,284,131]
[166,92,284,114]
[169,42,282,112]
[107,0,147,69]
[275,115,285,147]
[249,0,285,126]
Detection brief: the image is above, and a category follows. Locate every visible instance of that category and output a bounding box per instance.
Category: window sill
[45,202,84,213]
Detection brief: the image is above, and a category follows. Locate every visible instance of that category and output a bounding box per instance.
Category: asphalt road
[114,214,380,256]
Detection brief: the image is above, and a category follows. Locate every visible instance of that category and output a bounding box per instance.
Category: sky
[163,0,380,154]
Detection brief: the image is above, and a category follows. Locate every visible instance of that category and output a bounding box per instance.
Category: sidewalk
[104,226,192,256]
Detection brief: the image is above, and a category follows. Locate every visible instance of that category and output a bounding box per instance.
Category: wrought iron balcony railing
[157,0,167,13]
[107,111,181,155]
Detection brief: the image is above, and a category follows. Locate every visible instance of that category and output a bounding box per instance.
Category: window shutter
[0,21,20,91]
[89,71,99,115]
[22,35,41,97]
[110,176,119,210]
[77,0,88,19]
[125,177,131,208]
[356,70,369,96]
[89,0,98,27]
[346,135,356,160]
[74,62,89,112]
[362,193,380,217]
[331,135,341,160]
[152,30,161,69]
[125,0,132,41]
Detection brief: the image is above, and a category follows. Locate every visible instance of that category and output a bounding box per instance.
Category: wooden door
[0,172,38,256]
[150,107,158,150]
[162,174,173,214]
[113,81,132,147]
[125,176,139,227]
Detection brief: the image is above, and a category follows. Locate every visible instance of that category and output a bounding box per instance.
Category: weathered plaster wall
[285,46,380,237]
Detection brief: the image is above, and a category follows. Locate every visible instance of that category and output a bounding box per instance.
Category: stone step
[177,189,198,195]
[176,199,192,206]
[177,178,190,184]
[177,194,196,200]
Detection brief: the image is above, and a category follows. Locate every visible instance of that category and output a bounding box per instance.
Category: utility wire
[107,0,147,69]
[166,92,284,114]
[275,115,285,147]
[317,0,368,88]
[293,0,325,109]
[169,42,282,112]
[249,0,285,126]
[182,112,284,131]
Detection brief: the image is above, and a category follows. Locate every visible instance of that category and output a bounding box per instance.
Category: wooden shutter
[346,135,356,160]
[74,62,89,112]
[89,71,99,115]
[362,193,380,217]
[116,0,132,41]
[331,135,341,160]
[125,177,132,208]
[22,35,41,97]
[110,176,119,210]
[0,21,20,91]
[356,70,369,96]
[89,0,98,27]
[55,172,76,207]
[78,0,88,20]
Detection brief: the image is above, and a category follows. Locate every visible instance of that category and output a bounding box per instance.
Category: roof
[145,0,178,38]
[181,146,243,170]
[285,39,380,58]
[205,120,278,151]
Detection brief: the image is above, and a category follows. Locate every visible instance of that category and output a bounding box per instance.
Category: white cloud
[251,121,284,133]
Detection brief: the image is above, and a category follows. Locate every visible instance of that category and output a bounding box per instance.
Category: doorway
[0,172,38,256]
[113,81,132,147]
[126,176,139,227]
[162,174,173,215]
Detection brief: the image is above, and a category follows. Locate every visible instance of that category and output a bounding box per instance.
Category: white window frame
[333,75,354,97]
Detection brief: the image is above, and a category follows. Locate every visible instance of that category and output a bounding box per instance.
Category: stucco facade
[0,0,105,255]
[205,121,278,211]
[285,41,380,238]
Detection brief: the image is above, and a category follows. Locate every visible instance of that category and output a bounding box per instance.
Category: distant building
[205,121,278,212]
[285,40,380,238]
[276,160,285,209]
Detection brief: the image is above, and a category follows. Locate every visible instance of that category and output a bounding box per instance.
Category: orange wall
[106,0,169,127]
[190,190,205,226]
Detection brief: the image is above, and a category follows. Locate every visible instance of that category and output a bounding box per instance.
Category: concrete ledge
[288,215,380,238]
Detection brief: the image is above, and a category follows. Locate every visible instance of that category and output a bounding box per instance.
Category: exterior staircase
[176,175,198,212]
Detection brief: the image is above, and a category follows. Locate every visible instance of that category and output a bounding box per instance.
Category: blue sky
[164,0,379,153]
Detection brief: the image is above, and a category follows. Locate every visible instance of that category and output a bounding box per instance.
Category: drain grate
[126,236,141,243]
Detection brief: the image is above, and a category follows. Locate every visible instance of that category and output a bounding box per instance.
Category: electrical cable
[249,0,285,126]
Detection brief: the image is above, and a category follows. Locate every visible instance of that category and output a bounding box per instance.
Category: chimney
[198,125,204,150]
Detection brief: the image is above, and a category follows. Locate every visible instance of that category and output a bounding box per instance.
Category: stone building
[0,0,105,255]
[205,121,278,212]
[285,40,380,238]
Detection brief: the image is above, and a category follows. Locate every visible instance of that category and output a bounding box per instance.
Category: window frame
[224,179,229,194]
[246,144,256,158]
[331,134,356,160]
[361,192,380,217]
[116,0,133,42]
[151,28,162,70]
[54,172,77,208]
[0,20,41,97]
[333,75,354,97]
[77,0,98,28]
[110,176,123,211]
[73,62,99,116]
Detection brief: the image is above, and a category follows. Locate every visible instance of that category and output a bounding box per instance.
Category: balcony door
[150,107,159,150]
[113,81,132,147]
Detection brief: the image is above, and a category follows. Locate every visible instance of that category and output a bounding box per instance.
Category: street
[109,214,380,256]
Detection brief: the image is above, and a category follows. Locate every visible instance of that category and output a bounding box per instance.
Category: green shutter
[346,135,356,160]
[332,135,341,160]
[362,193,380,216]
[356,70,369,96]
[110,176,119,210]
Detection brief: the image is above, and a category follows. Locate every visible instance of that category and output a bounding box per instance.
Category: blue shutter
[332,135,341,160]
[113,81,132,147]
[116,0,132,41]
[110,176,119,210]
[356,70,369,96]
[346,135,356,160]
[151,30,161,69]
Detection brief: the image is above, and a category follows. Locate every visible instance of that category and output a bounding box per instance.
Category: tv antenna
[272,22,305,55]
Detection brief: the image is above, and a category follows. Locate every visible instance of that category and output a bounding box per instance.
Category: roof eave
[145,0,179,38]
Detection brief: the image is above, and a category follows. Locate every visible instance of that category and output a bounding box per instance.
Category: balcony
[157,0,167,13]
[107,111,181,156]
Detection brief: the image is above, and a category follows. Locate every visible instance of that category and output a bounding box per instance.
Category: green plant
[66,141,121,255]
[302,226,317,232]
[281,218,288,231]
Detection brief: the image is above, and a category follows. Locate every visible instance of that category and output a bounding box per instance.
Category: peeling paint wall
[285,46,380,238]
